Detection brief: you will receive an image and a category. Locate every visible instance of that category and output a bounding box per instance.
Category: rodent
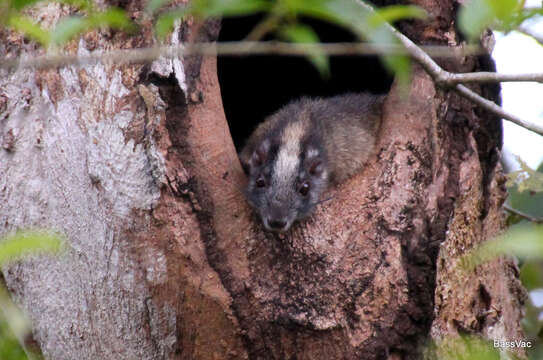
[239,93,385,233]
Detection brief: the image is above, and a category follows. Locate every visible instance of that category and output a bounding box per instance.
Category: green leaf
[7,15,50,46]
[462,223,543,271]
[278,24,330,78]
[282,0,412,91]
[51,16,88,45]
[382,52,410,87]
[497,224,543,259]
[522,295,543,342]
[507,157,543,194]
[87,8,136,31]
[428,335,500,360]
[489,0,523,33]
[51,8,135,45]
[368,23,411,86]
[151,0,269,32]
[0,230,64,266]
[10,0,44,11]
[10,0,92,11]
[328,1,413,88]
[520,6,543,23]
[146,0,173,14]
[507,185,543,223]
[458,0,494,41]
[282,0,370,29]
[193,0,270,17]
[0,314,28,360]
[458,0,523,41]
[520,261,543,290]
[55,0,93,12]
[368,5,427,28]
[321,0,372,31]
[487,0,520,20]
[155,8,188,39]
[506,158,543,227]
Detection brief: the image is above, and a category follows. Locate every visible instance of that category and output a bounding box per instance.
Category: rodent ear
[306,146,323,175]
[240,160,250,175]
[309,160,323,176]
[251,139,270,168]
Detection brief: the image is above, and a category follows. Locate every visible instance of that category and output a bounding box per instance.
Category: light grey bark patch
[0,42,174,358]
[54,41,164,218]
[0,105,160,359]
[150,21,188,93]
[86,119,161,217]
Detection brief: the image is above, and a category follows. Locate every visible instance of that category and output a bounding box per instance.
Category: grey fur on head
[239,93,384,233]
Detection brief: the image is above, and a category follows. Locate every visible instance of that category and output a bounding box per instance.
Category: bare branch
[1,2,541,137]
[0,41,483,71]
[245,15,281,41]
[5,42,540,83]
[504,204,543,224]
[518,25,543,46]
[447,72,543,84]
[354,0,543,138]
[454,84,543,136]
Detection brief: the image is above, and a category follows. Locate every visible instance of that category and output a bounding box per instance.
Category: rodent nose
[268,218,287,230]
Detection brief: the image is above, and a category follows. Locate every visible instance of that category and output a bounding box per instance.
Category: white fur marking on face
[274,142,299,184]
[306,147,319,159]
[273,121,304,185]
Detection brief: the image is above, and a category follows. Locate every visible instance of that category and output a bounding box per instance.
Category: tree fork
[0,1,526,360]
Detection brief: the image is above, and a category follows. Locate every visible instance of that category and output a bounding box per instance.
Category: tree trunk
[0,1,526,359]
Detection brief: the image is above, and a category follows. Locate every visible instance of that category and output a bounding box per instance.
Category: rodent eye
[256,177,266,188]
[299,182,310,196]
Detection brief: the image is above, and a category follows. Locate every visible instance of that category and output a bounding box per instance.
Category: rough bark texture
[0,0,526,359]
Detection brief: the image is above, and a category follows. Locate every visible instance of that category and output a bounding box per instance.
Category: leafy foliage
[51,8,135,45]
[1,0,431,85]
[0,287,30,360]
[7,14,51,46]
[0,317,28,360]
[0,230,65,359]
[523,291,543,360]
[152,0,271,38]
[150,0,426,83]
[0,230,64,265]
[2,0,135,47]
[458,158,543,360]
[504,160,543,360]
[461,223,543,272]
[278,24,330,77]
[508,158,543,198]
[427,335,501,360]
[458,0,543,41]
[1,0,541,81]
[460,159,543,269]
[1,1,543,359]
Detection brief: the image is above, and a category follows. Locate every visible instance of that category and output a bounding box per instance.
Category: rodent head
[243,138,329,233]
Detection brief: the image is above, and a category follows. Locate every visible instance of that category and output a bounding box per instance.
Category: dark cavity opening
[217,15,394,151]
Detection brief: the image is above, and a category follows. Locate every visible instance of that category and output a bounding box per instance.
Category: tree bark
[0,1,526,359]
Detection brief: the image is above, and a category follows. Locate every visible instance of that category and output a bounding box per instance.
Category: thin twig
[518,25,543,46]
[245,15,281,41]
[1,3,542,137]
[454,84,543,136]
[447,72,543,84]
[4,43,541,83]
[504,204,543,224]
[0,41,484,71]
[354,0,543,138]
[2,42,540,83]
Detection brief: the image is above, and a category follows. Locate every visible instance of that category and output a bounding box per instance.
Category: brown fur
[239,93,384,232]
[240,93,384,184]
